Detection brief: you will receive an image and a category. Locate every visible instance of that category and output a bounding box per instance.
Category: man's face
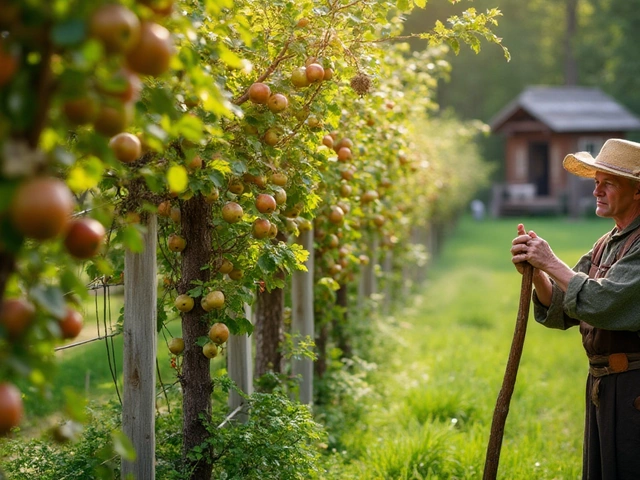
[593,171,640,220]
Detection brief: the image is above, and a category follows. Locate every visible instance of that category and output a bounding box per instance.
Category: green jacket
[533,214,640,333]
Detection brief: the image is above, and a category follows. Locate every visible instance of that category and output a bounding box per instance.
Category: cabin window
[578,137,605,155]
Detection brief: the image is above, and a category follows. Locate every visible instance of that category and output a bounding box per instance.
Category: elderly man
[510,138,640,480]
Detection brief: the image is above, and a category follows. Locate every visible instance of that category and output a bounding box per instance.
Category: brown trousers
[584,369,640,480]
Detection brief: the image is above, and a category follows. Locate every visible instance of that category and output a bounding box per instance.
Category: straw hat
[563,138,640,181]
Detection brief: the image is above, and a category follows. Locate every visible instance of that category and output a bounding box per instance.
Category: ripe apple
[221,202,243,223]
[218,258,233,274]
[167,233,186,252]
[296,217,312,232]
[187,155,203,170]
[170,207,181,223]
[337,201,350,214]
[59,308,83,339]
[9,177,75,240]
[174,294,194,312]
[327,233,339,248]
[62,97,98,125]
[248,82,271,104]
[306,115,321,128]
[0,298,35,338]
[273,187,287,205]
[268,223,278,239]
[255,194,277,214]
[305,63,325,83]
[361,190,380,204]
[337,147,352,162]
[157,200,172,217]
[202,342,218,359]
[263,128,280,146]
[109,132,141,163]
[0,382,23,435]
[340,167,355,181]
[168,337,184,355]
[228,269,244,281]
[373,214,386,227]
[64,218,106,259]
[208,322,230,345]
[97,68,142,103]
[201,290,225,312]
[94,102,133,137]
[334,137,354,153]
[140,0,174,16]
[267,93,288,113]
[126,22,173,77]
[340,184,352,197]
[252,218,271,239]
[328,206,345,225]
[291,67,310,88]
[204,188,220,204]
[228,179,244,195]
[296,17,310,28]
[270,173,288,186]
[323,68,334,81]
[322,135,334,149]
[89,4,141,54]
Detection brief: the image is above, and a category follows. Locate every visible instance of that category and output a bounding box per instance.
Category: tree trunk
[314,322,328,379]
[179,196,213,480]
[334,283,351,358]
[253,277,285,379]
[564,0,579,85]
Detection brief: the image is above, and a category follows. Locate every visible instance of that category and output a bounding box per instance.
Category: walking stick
[483,262,534,480]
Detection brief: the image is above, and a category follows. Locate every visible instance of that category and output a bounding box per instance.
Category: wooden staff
[483,262,534,480]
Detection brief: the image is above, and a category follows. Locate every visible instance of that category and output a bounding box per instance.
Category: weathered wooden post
[122,214,157,479]
[291,228,314,405]
[228,303,253,423]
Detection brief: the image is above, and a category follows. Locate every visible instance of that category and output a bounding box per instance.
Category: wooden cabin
[489,86,640,217]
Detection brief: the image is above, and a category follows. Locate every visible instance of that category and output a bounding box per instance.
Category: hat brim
[563,151,640,182]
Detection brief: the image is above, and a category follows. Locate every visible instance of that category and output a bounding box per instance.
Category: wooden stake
[483,263,534,480]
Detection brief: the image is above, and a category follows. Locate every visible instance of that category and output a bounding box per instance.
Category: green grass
[323,215,611,479]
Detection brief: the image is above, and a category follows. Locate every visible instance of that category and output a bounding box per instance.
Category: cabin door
[528,142,550,196]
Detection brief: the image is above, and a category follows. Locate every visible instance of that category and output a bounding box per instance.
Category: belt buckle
[609,353,629,373]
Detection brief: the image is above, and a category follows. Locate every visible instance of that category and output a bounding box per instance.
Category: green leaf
[112,430,137,462]
[118,224,145,253]
[31,284,67,319]
[63,388,88,422]
[52,19,86,46]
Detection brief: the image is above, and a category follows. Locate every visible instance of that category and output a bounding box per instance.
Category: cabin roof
[490,86,640,133]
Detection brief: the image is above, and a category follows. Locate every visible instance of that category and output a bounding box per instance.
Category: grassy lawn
[326,214,611,479]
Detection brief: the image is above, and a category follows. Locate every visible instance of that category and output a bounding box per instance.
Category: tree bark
[334,283,351,358]
[564,0,579,85]
[314,322,328,379]
[253,277,285,379]
[179,196,213,480]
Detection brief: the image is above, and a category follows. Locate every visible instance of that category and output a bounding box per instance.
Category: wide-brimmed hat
[563,138,640,182]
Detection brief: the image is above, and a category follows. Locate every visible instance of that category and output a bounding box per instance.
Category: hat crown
[595,139,640,176]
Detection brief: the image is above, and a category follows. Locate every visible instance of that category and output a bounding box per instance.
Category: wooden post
[291,229,314,405]
[228,303,253,423]
[382,249,393,314]
[122,214,157,479]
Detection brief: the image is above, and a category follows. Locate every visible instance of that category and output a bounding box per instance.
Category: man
[510,138,640,480]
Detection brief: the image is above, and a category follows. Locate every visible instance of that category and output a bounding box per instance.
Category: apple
[328,206,345,225]
[337,201,351,214]
[305,63,325,83]
[228,269,244,281]
[296,217,312,232]
[361,190,380,203]
[218,258,233,274]
[9,177,74,240]
[204,188,220,204]
[267,93,288,113]
[296,17,310,28]
[306,115,321,128]
[323,68,334,81]
[327,234,339,249]
[221,202,243,223]
[228,179,244,195]
[0,382,23,435]
[202,342,218,359]
[201,290,225,312]
[263,128,280,146]
[174,294,194,312]
[340,184,352,197]
[89,4,141,54]
[255,193,277,214]
[167,233,186,252]
[337,147,352,162]
[291,67,310,88]
[157,200,172,217]
[63,218,106,259]
[322,135,334,149]
[168,337,184,355]
[59,308,83,339]
[270,173,288,186]
[340,167,355,181]
[170,207,181,223]
[334,137,353,153]
[109,132,141,163]
[268,223,278,239]
[94,102,133,137]
[273,187,287,205]
[0,298,35,338]
[359,254,370,265]
[373,214,386,227]
[252,218,271,239]
[62,97,98,125]
[187,155,203,171]
[126,22,173,77]
[248,82,271,104]
[208,322,230,345]
[97,68,142,103]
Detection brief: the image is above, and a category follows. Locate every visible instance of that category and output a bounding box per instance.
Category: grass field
[323,214,612,479]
